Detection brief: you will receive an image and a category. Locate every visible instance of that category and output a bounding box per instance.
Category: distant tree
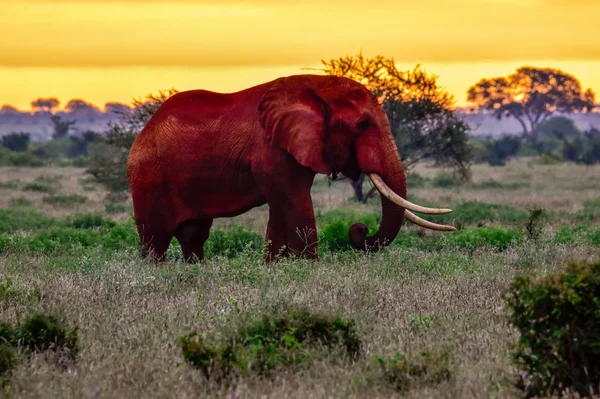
[50,115,76,139]
[88,89,179,192]
[537,116,580,139]
[481,135,522,166]
[317,52,473,201]
[30,98,60,113]
[64,99,101,114]
[67,130,101,158]
[467,67,595,140]
[104,102,132,116]
[0,105,20,115]
[1,132,31,152]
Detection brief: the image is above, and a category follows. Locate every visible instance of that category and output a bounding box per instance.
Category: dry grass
[1,160,599,398]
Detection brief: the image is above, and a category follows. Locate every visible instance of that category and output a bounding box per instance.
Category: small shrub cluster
[504,260,600,397]
[178,307,360,381]
[374,347,454,393]
[0,180,20,190]
[0,312,78,377]
[433,201,529,227]
[42,194,88,207]
[204,227,264,259]
[317,210,379,251]
[22,176,59,194]
[430,173,456,188]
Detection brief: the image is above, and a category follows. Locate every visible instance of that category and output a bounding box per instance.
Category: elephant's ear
[258,81,331,175]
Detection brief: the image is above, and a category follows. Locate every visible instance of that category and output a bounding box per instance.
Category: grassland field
[1,159,599,398]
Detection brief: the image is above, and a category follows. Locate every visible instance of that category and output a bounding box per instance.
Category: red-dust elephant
[127,74,455,263]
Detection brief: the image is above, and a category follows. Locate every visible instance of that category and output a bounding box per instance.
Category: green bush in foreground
[504,260,600,397]
[178,307,360,381]
[0,312,79,376]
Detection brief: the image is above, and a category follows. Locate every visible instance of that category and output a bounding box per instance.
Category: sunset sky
[1,0,598,111]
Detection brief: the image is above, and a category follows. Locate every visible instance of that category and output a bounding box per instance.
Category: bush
[178,307,360,380]
[375,347,453,393]
[0,180,20,190]
[22,176,59,193]
[0,343,15,376]
[504,260,600,397]
[8,197,32,207]
[0,207,61,233]
[16,313,78,358]
[1,132,30,152]
[43,194,87,206]
[0,148,45,167]
[105,202,127,213]
[477,135,521,166]
[71,213,116,229]
[432,201,529,226]
[406,172,429,189]
[450,226,522,251]
[205,226,264,258]
[430,173,456,188]
[470,179,528,190]
[317,210,379,251]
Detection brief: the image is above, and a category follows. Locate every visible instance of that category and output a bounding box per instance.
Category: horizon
[1,0,599,111]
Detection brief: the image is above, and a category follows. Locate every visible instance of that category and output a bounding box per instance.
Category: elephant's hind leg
[175,219,213,263]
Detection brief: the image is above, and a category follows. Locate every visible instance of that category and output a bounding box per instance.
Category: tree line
[1,52,598,199]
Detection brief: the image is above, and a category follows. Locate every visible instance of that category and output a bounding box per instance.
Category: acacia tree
[31,98,60,113]
[317,52,473,202]
[467,66,596,140]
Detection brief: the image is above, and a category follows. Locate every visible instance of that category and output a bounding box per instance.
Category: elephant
[127,74,455,263]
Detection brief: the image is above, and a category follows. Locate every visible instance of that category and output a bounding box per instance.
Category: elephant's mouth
[368,173,455,231]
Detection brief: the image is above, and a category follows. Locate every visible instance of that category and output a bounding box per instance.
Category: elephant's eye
[356,119,370,133]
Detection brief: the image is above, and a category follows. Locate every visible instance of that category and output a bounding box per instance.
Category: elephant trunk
[349,130,408,251]
[349,123,455,251]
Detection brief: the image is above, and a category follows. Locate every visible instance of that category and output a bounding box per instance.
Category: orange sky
[1,0,598,110]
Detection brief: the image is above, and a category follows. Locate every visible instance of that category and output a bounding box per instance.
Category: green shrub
[6,152,45,167]
[0,343,15,376]
[374,347,453,393]
[0,180,20,190]
[406,172,429,189]
[450,226,522,251]
[1,132,30,152]
[470,179,528,190]
[434,201,528,226]
[576,198,600,222]
[105,202,127,213]
[503,260,600,397]
[317,210,380,251]
[431,173,456,188]
[205,226,264,259]
[43,194,88,206]
[178,307,360,380]
[71,213,116,229]
[9,197,32,207]
[23,176,60,193]
[554,225,589,244]
[588,227,600,246]
[0,207,62,233]
[16,313,78,358]
[535,152,563,165]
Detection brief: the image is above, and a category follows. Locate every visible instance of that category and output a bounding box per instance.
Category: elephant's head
[258,74,454,251]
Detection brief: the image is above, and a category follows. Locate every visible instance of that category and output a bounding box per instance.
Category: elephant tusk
[404,210,456,231]
[368,173,453,215]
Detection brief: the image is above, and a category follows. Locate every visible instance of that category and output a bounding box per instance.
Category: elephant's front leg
[265,198,318,262]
